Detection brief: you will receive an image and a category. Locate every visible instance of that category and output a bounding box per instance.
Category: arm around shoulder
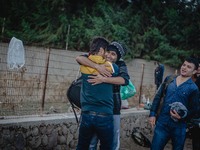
[76,55,98,69]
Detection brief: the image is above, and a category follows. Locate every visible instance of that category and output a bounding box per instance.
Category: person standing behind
[154,62,165,89]
[76,41,130,150]
[76,37,116,150]
[149,57,199,150]
[190,58,200,150]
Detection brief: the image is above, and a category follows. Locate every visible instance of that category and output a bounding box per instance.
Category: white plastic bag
[121,99,129,109]
[7,37,25,69]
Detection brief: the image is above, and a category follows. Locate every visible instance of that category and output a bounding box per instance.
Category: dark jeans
[151,121,186,150]
[76,112,113,150]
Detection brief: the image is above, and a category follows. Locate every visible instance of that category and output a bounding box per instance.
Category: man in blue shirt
[149,57,199,150]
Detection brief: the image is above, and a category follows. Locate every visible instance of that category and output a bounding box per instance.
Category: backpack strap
[156,74,177,118]
[162,74,177,97]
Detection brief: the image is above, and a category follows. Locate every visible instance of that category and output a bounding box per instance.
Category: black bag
[67,77,82,109]
[186,118,200,138]
[131,127,151,148]
[189,118,200,128]
[66,77,82,123]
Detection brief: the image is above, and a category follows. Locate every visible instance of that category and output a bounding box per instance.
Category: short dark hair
[185,57,199,70]
[89,36,109,55]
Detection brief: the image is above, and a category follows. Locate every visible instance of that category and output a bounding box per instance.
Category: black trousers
[191,126,200,150]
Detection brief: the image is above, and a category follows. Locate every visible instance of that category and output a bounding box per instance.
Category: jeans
[89,115,120,150]
[89,135,98,150]
[151,121,186,150]
[113,115,120,150]
[77,112,113,150]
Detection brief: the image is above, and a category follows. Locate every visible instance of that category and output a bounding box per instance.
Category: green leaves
[1,0,200,67]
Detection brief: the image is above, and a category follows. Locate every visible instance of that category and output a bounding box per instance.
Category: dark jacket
[193,76,200,119]
[113,60,130,114]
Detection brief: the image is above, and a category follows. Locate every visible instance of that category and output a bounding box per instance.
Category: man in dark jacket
[190,58,200,150]
[154,62,165,89]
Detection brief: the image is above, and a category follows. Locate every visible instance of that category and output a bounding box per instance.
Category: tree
[0,0,199,67]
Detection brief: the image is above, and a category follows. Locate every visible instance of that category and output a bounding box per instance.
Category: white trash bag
[121,99,129,109]
[7,37,25,69]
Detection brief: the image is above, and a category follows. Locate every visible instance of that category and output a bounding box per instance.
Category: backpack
[131,127,151,148]
[67,77,82,109]
[66,77,82,123]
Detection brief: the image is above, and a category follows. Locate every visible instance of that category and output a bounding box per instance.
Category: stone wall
[0,109,150,150]
[0,109,192,150]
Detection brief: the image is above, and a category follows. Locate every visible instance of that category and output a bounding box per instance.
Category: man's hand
[87,74,105,85]
[95,64,112,77]
[149,116,156,128]
[170,109,181,120]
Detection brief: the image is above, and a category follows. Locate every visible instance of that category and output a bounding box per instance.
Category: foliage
[0,0,200,67]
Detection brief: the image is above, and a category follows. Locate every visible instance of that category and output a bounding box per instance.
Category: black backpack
[131,127,151,148]
[66,77,82,123]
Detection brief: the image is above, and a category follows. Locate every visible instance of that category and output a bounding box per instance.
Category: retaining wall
[0,109,192,150]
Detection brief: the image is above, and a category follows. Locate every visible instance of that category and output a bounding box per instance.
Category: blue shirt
[150,75,199,127]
